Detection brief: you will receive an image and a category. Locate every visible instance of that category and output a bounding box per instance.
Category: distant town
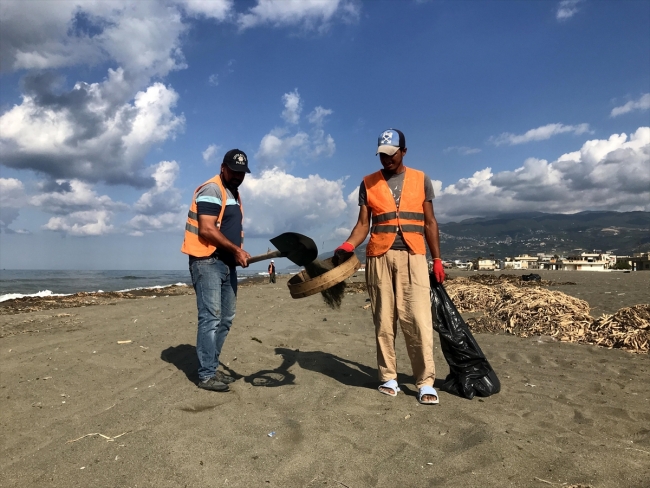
[431,251,650,272]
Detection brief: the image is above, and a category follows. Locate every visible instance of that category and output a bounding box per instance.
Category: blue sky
[1,0,648,270]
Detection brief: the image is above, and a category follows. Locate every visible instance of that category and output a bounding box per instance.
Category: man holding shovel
[181,149,251,392]
[335,129,445,405]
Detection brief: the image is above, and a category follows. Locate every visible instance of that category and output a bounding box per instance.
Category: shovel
[246,232,318,266]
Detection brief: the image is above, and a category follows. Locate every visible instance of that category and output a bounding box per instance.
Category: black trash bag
[521,273,541,282]
[430,275,500,399]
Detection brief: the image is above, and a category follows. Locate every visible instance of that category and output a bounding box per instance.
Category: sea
[0,269,266,302]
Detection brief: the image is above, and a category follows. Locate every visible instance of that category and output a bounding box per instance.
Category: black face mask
[220,171,238,192]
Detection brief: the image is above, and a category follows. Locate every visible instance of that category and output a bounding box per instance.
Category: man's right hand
[234,248,251,268]
[333,242,355,266]
[335,242,355,254]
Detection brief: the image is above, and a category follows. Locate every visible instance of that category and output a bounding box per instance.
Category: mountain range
[318,211,650,263]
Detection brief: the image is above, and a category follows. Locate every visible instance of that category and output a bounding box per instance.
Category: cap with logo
[376,129,405,156]
[223,149,251,173]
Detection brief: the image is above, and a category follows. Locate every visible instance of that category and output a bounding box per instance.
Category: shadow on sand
[161,345,444,397]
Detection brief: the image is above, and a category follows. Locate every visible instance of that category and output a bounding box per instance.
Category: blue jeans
[189,257,238,381]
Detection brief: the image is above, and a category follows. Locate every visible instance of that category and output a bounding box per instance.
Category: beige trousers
[366,250,435,388]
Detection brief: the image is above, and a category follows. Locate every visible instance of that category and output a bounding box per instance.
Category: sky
[0,0,648,270]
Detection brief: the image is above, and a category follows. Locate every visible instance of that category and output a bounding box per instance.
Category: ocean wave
[114,282,190,293]
[0,283,190,303]
[0,290,70,303]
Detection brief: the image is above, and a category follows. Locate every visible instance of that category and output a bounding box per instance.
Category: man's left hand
[432,259,445,284]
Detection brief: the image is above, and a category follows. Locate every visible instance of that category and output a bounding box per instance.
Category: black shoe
[198,377,229,392]
[215,371,235,384]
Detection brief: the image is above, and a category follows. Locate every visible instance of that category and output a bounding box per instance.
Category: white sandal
[418,385,439,405]
[378,379,400,397]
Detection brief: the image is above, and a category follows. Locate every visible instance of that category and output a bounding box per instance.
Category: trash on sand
[117,340,132,344]
[521,273,541,282]
[431,280,501,399]
[267,431,276,438]
[445,275,649,354]
[67,431,131,443]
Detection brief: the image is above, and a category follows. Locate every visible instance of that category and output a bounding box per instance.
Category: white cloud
[0,69,184,186]
[180,0,233,20]
[202,144,220,162]
[256,91,335,168]
[556,0,583,21]
[332,185,361,239]
[0,1,189,83]
[208,73,219,86]
[0,2,189,192]
[27,178,125,236]
[256,128,335,169]
[256,129,310,168]
[308,106,333,126]
[282,89,302,124]
[443,146,481,156]
[0,177,25,233]
[132,161,183,215]
[43,210,115,236]
[490,123,591,146]
[610,93,650,118]
[30,179,127,215]
[436,127,650,221]
[241,167,347,237]
[126,212,186,237]
[0,177,24,206]
[127,160,186,235]
[237,0,360,31]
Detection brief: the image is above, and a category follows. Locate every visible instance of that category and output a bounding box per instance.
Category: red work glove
[432,258,445,284]
[333,242,355,266]
[335,242,355,254]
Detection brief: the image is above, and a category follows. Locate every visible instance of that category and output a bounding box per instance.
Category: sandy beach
[1,270,649,488]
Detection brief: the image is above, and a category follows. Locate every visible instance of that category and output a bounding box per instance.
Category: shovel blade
[269,232,318,266]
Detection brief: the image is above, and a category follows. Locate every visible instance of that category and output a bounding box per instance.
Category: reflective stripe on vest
[364,167,427,257]
[180,176,244,257]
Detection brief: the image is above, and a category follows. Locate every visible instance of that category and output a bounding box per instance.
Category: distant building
[503,257,522,270]
[538,254,560,270]
[559,252,612,271]
[514,254,539,270]
[477,259,496,271]
[631,252,650,271]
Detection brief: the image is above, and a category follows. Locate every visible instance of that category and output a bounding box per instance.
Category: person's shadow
[160,345,440,396]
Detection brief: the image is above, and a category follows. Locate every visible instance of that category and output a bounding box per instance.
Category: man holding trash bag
[181,149,251,392]
[335,129,445,404]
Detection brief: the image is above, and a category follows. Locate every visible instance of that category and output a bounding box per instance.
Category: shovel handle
[247,250,283,265]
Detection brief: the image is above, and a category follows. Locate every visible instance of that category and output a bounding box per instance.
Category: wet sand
[1,271,649,487]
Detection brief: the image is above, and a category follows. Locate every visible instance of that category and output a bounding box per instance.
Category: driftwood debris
[445,277,649,354]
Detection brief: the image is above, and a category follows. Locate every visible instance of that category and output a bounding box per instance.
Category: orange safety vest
[364,167,426,257]
[180,175,244,257]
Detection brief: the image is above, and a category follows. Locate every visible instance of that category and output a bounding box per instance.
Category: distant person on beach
[268,260,276,283]
[181,149,251,392]
[335,129,445,405]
